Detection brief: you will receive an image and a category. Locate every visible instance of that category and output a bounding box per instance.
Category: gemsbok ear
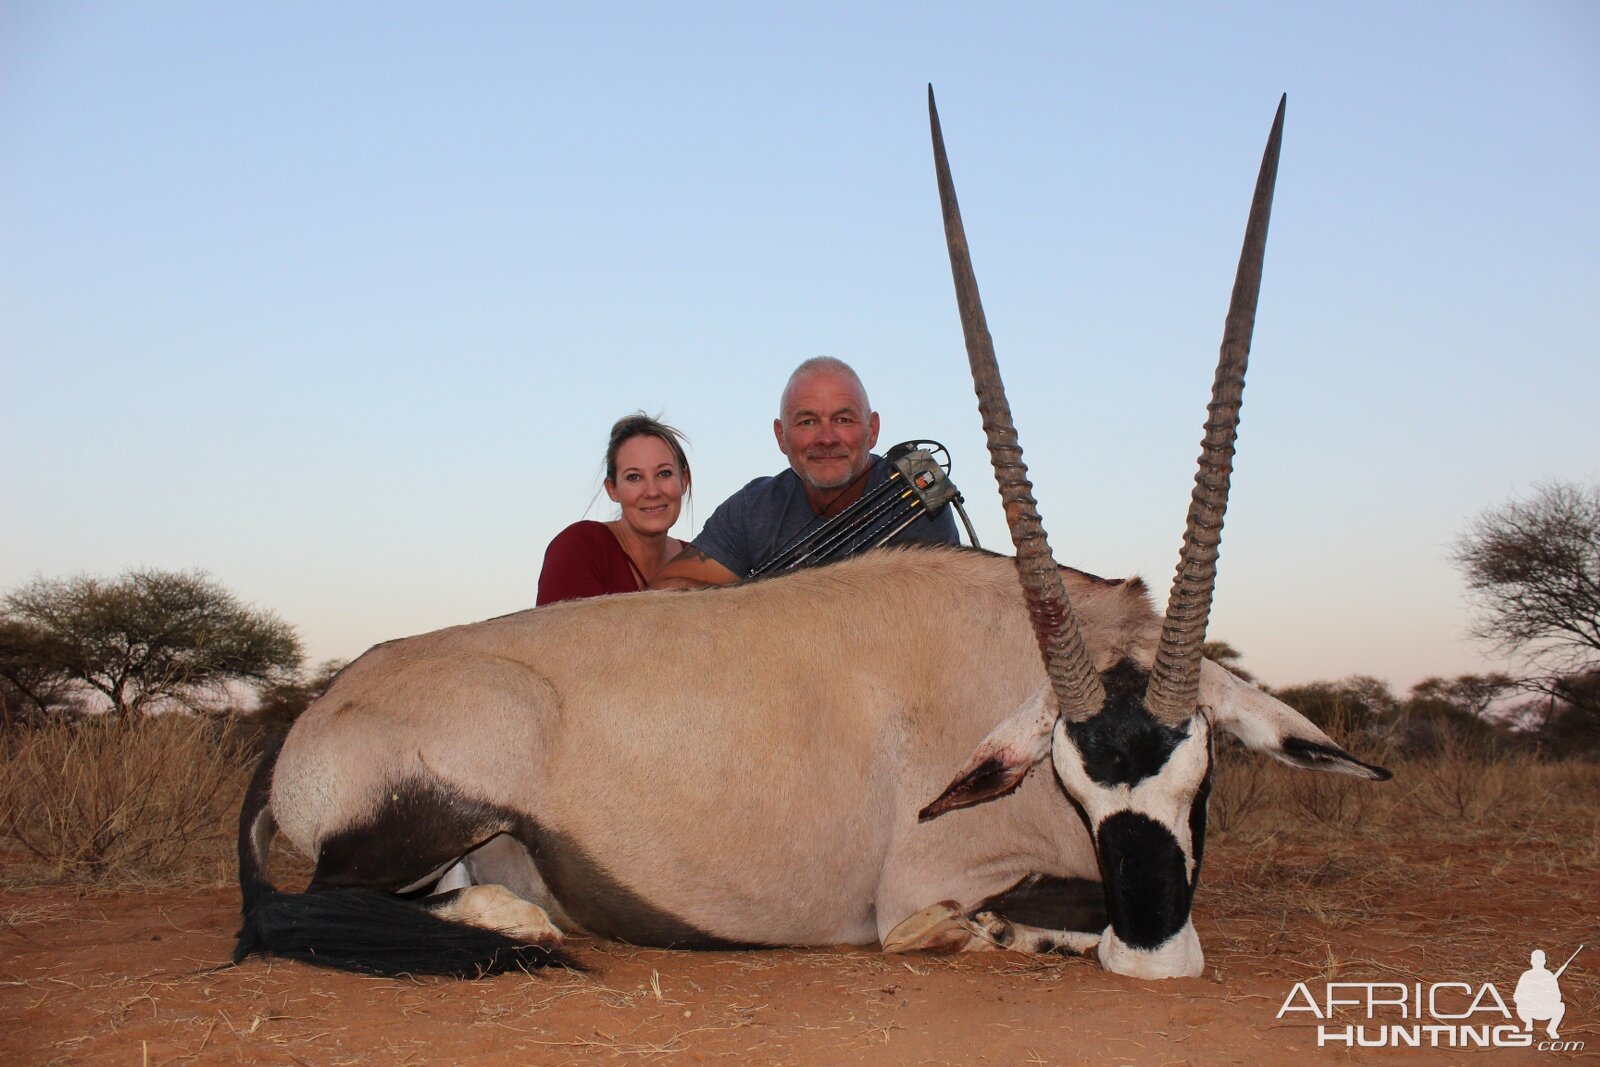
[919,684,1056,821]
[1199,661,1392,780]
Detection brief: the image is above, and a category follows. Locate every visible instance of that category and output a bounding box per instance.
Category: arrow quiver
[747,440,979,579]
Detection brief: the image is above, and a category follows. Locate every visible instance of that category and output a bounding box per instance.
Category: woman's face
[605,434,687,536]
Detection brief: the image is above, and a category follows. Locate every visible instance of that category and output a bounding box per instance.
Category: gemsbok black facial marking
[1042,661,1217,955]
[1095,810,1195,950]
[1064,660,1193,788]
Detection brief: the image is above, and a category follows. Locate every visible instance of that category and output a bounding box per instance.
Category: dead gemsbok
[233,90,1388,982]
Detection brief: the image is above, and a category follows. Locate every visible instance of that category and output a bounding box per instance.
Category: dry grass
[0,716,250,888]
[1205,743,1600,1011]
[1209,736,1600,840]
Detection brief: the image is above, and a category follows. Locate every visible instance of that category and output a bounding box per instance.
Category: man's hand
[649,543,739,590]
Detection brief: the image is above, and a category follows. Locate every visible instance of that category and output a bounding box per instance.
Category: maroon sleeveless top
[536,521,647,606]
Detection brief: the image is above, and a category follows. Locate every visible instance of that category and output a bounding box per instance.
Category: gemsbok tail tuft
[233,738,580,979]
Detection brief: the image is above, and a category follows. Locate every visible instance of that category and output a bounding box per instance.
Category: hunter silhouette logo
[1515,946,1580,1040]
[1276,944,1586,1051]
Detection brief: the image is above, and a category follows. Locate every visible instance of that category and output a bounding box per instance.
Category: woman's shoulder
[538,520,635,606]
[544,520,619,555]
[552,519,612,540]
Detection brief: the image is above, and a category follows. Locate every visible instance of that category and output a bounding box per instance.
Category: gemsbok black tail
[233,738,578,978]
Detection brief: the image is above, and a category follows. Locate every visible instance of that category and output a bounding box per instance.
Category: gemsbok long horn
[928,85,1106,722]
[1143,95,1286,726]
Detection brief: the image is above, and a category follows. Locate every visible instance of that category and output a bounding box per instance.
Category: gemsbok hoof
[883,901,973,954]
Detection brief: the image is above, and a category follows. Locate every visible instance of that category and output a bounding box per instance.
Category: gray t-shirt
[694,454,961,578]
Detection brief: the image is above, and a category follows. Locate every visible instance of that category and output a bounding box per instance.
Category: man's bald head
[779,356,871,420]
[773,356,880,501]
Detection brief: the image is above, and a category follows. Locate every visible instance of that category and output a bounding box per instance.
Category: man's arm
[649,542,740,590]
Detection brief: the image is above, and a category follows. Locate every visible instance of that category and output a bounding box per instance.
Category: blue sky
[3,2,1596,690]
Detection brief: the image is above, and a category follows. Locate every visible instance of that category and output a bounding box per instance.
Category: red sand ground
[4,832,1595,1066]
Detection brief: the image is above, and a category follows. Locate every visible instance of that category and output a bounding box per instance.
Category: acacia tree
[0,569,302,719]
[1408,673,1517,719]
[1404,674,1517,755]
[0,617,80,724]
[1273,675,1401,742]
[1452,481,1600,679]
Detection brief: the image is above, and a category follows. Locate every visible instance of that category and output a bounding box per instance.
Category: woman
[536,414,691,605]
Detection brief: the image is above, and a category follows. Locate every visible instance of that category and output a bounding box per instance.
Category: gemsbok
[234,89,1389,981]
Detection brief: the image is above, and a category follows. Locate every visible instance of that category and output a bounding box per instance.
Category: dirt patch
[4,822,1595,1066]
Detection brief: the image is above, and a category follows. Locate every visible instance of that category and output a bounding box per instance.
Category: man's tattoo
[671,544,711,564]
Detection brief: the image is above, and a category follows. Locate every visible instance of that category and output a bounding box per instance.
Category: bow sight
[747,441,979,578]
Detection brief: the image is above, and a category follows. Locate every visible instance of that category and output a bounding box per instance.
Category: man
[651,357,960,589]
